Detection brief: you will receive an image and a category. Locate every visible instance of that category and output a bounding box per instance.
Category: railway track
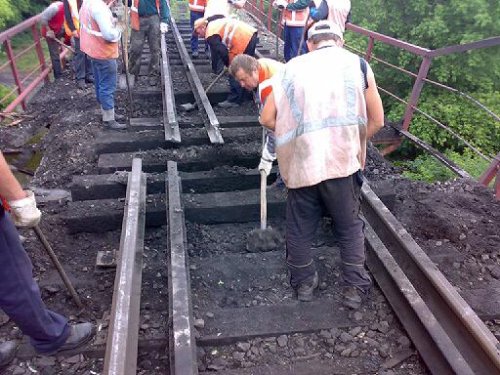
[60,13,500,375]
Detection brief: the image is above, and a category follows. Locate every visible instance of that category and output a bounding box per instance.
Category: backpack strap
[359,56,368,89]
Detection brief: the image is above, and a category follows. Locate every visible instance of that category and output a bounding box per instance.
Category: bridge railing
[244,0,499,198]
[0,14,69,116]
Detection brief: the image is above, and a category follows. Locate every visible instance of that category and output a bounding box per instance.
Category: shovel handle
[260,170,267,230]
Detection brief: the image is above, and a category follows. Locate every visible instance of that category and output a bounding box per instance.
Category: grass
[0,31,50,73]
[0,31,51,111]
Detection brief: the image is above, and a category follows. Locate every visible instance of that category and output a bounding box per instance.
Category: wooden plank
[71,168,278,201]
[97,144,260,174]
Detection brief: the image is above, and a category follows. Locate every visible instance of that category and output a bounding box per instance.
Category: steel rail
[160,31,181,143]
[103,158,146,375]
[166,161,198,375]
[361,184,500,374]
[170,18,224,144]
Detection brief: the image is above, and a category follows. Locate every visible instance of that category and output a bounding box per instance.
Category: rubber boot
[102,108,127,130]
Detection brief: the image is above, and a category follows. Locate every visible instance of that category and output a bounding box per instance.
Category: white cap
[307,20,343,40]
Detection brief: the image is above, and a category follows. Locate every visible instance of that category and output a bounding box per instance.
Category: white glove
[46,30,56,39]
[258,147,275,176]
[8,190,41,228]
[273,0,288,9]
[160,22,169,33]
[258,158,273,176]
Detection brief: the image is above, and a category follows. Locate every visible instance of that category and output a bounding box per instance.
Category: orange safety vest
[63,0,80,37]
[189,0,207,13]
[257,58,283,104]
[130,0,161,31]
[282,0,309,27]
[80,2,118,59]
[206,18,257,63]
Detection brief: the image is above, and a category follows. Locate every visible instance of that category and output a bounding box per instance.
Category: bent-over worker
[194,17,258,108]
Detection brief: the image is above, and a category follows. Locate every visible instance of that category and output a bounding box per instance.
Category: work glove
[258,147,276,176]
[46,30,56,39]
[273,0,288,9]
[8,190,41,228]
[160,22,169,33]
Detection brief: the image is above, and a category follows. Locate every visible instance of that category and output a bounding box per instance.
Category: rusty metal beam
[166,161,198,375]
[103,158,146,375]
[170,19,223,144]
[429,36,500,57]
[160,32,181,143]
[362,184,500,374]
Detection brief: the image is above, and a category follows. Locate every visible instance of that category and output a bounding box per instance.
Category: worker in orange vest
[189,0,207,58]
[0,151,93,368]
[63,0,93,89]
[128,0,171,87]
[272,0,310,61]
[229,55,284,180]
[40,1,71,79]
[194,17,258,108]
[80,0,126,130]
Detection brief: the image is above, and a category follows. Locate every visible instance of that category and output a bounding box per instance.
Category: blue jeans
[283,25,307,62]
[0,208,70,354]
[91,58,117,110]
[190,11,205,53]
[285,172,371,292]
[73,37,93,82]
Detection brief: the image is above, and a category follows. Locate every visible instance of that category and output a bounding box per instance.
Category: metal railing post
[382,56,433,155]
[31,24,49,83]
[365,36,374,62]
[4,39,26,110]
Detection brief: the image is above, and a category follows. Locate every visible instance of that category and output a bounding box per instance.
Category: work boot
[217,100,240,109]
[102,108,127,130]
[43,322,94,356]
[192,50,199,59]
[342,286,364,310]
[85,76,94,84]
[296,272,319,302]
[0,341,17,368]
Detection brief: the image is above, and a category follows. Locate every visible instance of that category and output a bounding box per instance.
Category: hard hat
[307,20,343,40]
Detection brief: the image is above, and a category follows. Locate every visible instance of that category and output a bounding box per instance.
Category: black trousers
[286,171,372,292]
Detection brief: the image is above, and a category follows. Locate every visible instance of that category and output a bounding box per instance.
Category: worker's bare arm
[259,92,277,131]
[0,151,26,201]
[365,65,384,139]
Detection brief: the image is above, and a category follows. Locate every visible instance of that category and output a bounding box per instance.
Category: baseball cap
[307,20,343,40]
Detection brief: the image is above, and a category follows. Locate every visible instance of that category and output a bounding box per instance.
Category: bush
[398,148,491,183]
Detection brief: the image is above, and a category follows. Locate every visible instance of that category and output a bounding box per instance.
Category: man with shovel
[40,1,72,79]
[0,151,93,368]
[259,21,384,307]
[193,17,258,108]
[228,54,283,178]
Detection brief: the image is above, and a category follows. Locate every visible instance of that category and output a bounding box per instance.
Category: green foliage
[399,149,491,183]
[0,0,51,32]
[350,0,500,94]
[387,89,500,156]
[0,83,14,110]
